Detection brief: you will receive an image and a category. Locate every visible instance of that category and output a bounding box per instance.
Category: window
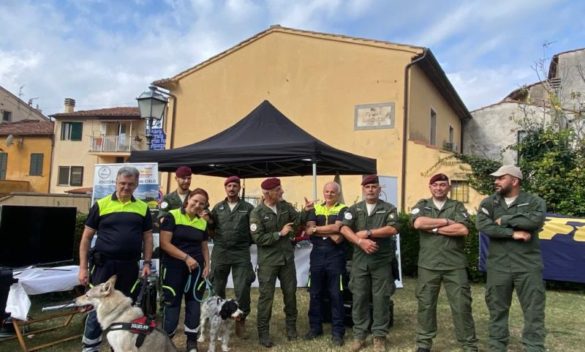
[57,166,83,186]
[2,111,12,122]
[430,109,437,146]
[29,153,44,176]
[450,180,469,203]
[70,166,83,186]
[0,153,7,180]
[449,125,454,144]
[61,122,83,141]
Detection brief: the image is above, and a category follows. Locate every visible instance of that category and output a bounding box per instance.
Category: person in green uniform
[249,177,308,348]
[158,166,192,221]
[477,165,547,352]
[410,173,478,352]
[340,175,400,352]
[210,175,255,338]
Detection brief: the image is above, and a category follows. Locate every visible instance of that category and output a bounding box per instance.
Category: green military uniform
[476,191,547,352]
[157,191,187,220]
[249,200,301,339]
[341,199,399,340]
[410,198,478,351]
[210,198,255,317]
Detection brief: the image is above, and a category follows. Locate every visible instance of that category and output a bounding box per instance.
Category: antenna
[6,134,14,146]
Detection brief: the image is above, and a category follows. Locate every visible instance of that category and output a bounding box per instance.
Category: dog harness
[103,316,157,348]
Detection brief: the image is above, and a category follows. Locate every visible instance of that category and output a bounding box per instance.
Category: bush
[72,212,88,265]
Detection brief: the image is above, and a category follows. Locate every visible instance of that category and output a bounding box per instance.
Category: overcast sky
[1,0,583,116]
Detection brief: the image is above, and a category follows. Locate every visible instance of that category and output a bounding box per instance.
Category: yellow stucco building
[154,26,482,211]
[50,99,148,194]
[0,120,54,193]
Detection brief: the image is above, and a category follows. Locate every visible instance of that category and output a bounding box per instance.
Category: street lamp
[137,85,168,149]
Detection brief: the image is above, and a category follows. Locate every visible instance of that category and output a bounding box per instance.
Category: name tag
[517,203,530,207]
[375,210,386,214]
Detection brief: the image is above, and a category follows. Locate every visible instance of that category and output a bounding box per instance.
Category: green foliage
[72,212,88,265]
[454,154,500,196]
[398,212,485,282]
[511,127,585,216]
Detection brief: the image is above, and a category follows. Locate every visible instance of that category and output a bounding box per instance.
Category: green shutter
[0,153,7,180]
[71,122,82,141]
[29,153,44,176]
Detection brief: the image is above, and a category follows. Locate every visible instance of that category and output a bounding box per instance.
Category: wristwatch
[366,230,373,238]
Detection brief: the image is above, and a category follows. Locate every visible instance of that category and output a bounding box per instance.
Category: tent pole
[312,161,317,200]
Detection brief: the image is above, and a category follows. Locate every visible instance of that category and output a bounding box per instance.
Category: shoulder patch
[411,208,420,215]
[250,223,257,232]
[344,212,353,220]
[160,201,168,209]
[389,213,395,219]
[481,207,490,215]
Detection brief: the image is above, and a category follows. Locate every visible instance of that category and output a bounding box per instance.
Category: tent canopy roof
[129,100,376,178]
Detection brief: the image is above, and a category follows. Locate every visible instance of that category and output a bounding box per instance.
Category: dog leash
[184,266,214,302]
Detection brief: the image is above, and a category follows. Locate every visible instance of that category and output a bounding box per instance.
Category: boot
[186,339,198,352]
[286,325,298,341]
[235,319,249,339]
[259,334,274,348]
[350,339,366,352]
[373,336,386,352]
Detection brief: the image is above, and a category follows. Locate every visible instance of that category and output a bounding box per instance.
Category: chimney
[64,98,76,113]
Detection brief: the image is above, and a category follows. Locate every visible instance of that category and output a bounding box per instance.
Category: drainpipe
[401,48,428,213]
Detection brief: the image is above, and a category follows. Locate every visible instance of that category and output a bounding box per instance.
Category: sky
[1,0,584,116]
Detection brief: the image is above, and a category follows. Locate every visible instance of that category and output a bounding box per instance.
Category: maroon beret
[175,166,192,178]
[224,176,241,186]
[261,177,281,190]
[429,173,449,184]
[361,175,379,186]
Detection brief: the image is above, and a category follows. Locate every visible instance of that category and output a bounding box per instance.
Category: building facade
[0,120,54,193]
[154,26,479,211]
[50,99,148,193]
[465,47,584,165]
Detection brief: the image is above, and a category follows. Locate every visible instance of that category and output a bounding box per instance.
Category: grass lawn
[1,277,583,351]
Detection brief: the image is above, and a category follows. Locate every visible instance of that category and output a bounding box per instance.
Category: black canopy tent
[128,100,376,197]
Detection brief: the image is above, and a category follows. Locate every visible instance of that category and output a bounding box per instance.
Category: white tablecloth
[13,265,80,295]
[6,265,80,320]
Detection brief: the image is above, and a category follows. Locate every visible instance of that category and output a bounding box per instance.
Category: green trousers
[485,269,546,352]
[256,261,297,337]
[416,267,478,351]
[212,261,255,317]
[349,261,393,339]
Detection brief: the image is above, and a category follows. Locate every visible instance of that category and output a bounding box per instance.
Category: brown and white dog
[75,275,177,352]
[197,296,244,352]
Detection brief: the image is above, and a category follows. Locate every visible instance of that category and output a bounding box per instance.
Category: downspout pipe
[401,48,428,213]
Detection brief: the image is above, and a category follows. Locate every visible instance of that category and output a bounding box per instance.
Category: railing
[89,135,146,152]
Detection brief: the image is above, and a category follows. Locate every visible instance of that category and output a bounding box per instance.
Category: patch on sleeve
[462,211,469,218]
[411,208,420,215]
[481,207,490,215]
[389,213,395,219]
[250,223,258,232]
[160,201,168,210]
[344,212,353,220]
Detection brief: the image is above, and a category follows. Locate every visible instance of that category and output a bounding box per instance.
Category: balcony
[89,135,146,153]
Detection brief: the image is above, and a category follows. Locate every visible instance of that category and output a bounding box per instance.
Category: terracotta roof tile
[0,119,54,136]
[51,107,139,119]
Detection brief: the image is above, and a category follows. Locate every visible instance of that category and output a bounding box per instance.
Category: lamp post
[137,85,168,150]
